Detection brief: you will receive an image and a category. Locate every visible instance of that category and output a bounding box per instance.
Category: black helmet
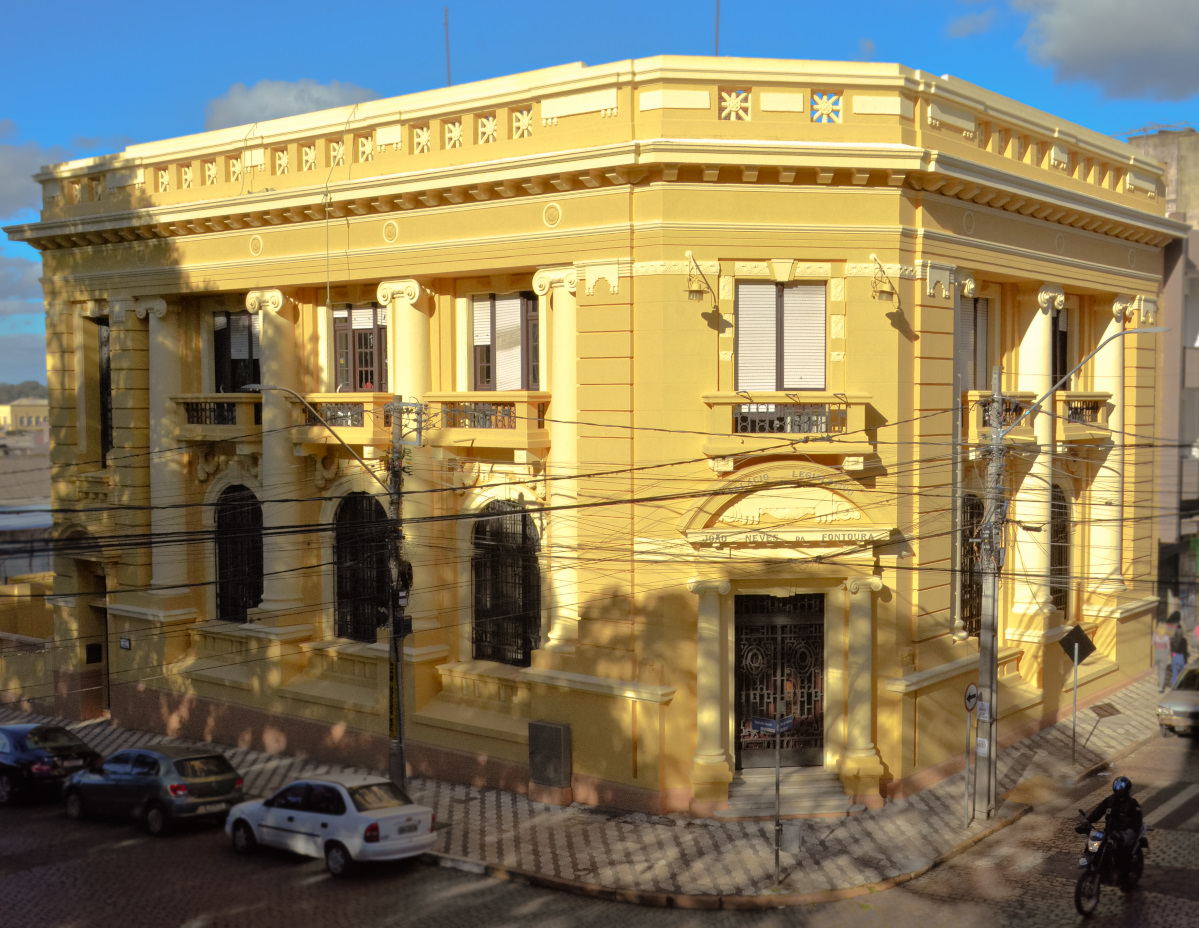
[1112,776,1132,796]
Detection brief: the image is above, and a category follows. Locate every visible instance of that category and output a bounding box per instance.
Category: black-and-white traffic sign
[964,682,979,713]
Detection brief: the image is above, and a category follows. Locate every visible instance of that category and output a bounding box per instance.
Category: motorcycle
[1074,811,1149,916]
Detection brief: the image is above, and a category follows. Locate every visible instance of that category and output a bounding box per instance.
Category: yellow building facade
[4,57,1183,815]
[0,398,50,432]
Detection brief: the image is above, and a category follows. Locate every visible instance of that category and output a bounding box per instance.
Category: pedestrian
[1170,624,1190,688]
[1153,622,1172,692]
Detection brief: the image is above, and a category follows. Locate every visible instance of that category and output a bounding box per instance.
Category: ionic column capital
[1037,284,1065,313]
[136,297,169,320]
[532,266,578,296]
[958,271,977,299]
[1112,294,1135,321]
[844,576,884,595]
[377,278,432,311]
[687,578,730,597]
[245,289,286,314]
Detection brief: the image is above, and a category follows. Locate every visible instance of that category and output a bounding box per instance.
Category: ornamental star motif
[811,93,843,124]
[512,109,533,139]
[479,116,497,144]
[719,90,750,121]
[414,127,431,154]
[445,121,463,149]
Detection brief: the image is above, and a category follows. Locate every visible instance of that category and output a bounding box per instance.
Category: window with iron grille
[471,293,539,391]
[1050,485,1070,615]
[94,317,113,466]
[735,281,825,391]
[212,311,261,393]
[333,303,388,391]
[960,494,984,637]
[472,500,541,666]
[215,485,263,623]
[334,493,391,642]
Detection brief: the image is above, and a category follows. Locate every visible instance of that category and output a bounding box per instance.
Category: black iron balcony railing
[733,402,848,435]
[174,393,263,441]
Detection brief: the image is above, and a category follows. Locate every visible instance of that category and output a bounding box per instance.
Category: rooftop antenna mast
[445,7,452,86]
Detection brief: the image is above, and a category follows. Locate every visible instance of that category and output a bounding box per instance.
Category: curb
[1074,732,1160,784]
[421,804,1032,910]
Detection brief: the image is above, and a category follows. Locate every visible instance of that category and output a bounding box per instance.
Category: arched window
[334,493,391,642]
[472,500,541,667]
[960,493,984,637]
[1050,485,1070,616]
[215,485,263,623]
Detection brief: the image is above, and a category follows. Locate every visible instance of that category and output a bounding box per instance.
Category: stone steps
[715,768,851,819]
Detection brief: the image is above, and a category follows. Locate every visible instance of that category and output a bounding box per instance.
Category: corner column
[838,576,885,808]
[1090,297,1133,594]
[246,289,305,621]
[534,266,579,650]
[688,578,731,813]
[1011,284,1059,625]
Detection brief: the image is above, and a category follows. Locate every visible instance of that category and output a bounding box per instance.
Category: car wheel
[0,774,13,805]
[145,803,172,837]
[231,820,257,854]
[324,841,353,877]
[64,790,87,821]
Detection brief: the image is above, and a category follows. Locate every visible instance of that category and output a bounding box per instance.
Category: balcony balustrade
[290,393,394,448]
[1055,391,1112,442]
[961,391,1038,445]
[424,392,551,454]
[173,393,262,443]
[701,392,874,459]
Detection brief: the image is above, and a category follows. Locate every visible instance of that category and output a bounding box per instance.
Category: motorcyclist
[1076,776,1143,876]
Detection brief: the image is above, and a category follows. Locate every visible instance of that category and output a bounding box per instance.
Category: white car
[225,773,436,876]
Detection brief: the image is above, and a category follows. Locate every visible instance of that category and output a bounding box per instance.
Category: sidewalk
[0,670,1161,906]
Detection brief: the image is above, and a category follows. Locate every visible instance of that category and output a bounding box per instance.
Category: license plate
[62,759,84,769]
[398,823,418,835]
[199,802,227,814]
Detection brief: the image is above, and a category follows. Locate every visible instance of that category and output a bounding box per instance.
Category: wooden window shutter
[973,298,989,391]
[781,283,825,390]
[735,281,778,391]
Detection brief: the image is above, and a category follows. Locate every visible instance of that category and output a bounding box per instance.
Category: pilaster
[838,576,885,809]
[687,578,731,813]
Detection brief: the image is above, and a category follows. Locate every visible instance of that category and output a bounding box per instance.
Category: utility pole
[386,399,419,791]
[971,324,1165,820]
[974,365,1004,819]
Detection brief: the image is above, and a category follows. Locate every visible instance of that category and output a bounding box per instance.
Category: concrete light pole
[972,326,1165,820]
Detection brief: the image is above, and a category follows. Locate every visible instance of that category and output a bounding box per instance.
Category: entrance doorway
[74,560,109,715]
[734,594,825,769]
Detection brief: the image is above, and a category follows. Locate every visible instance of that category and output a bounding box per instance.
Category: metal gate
[735,594,825,768]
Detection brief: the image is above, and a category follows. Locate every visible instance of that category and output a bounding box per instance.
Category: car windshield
[349,781,413,812]
[1174,669,1199,692]
[174,755,236,778]
[23,727,88,750]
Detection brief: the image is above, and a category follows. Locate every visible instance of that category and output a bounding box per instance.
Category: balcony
[290,393,394,449]
[700,392,874,459]
[424,392,551,455]
[1055,391,1112,443]
[173,394,262,444]
[961,391,1038,445]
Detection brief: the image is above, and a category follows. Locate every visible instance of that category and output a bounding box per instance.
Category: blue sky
[3,0,1197,384]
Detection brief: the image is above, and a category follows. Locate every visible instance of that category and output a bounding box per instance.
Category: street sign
[1059,625,1096,665]
[964,682,979,713]
[750,716,795,734]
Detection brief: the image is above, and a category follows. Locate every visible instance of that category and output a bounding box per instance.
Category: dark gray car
[63,743,244,835]
[1157,663,1199,736]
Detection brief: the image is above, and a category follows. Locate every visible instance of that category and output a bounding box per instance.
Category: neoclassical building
[3,57,1183,815]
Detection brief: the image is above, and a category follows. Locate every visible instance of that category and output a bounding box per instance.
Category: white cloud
[0,120,71,222]
[0,333,48,384]
[204,79,381,131]
[1015,0,1199,100]
[0,255,42,318]
[947,9,996,38]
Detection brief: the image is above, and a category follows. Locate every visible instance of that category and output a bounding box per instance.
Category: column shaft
[1091,307,1127,592]
[148,308,187,591]
[547,282,579,649]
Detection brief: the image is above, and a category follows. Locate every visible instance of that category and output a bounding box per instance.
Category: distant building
[3,58,1186,815]
[0,397,50,433]
[1125,130,1199,628]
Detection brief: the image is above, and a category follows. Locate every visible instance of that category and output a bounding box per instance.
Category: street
[2,733,1197,928]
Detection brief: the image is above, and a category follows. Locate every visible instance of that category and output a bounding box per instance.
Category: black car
[0,723,102,803]
[64,743,245,836]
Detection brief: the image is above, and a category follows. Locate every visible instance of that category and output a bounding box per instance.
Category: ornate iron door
[735,594,825,768]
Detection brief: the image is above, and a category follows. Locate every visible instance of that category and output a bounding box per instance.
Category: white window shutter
[494,294,523,391]
[781,284,825,389]
[960,297,976,391]
[251,313,261,360]
[472,295,492,346]
[230,314,250,360]
[351,305,375,330]
[736,282,778,391]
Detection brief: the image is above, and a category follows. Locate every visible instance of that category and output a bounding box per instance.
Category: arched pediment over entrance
[678,462,895,554]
